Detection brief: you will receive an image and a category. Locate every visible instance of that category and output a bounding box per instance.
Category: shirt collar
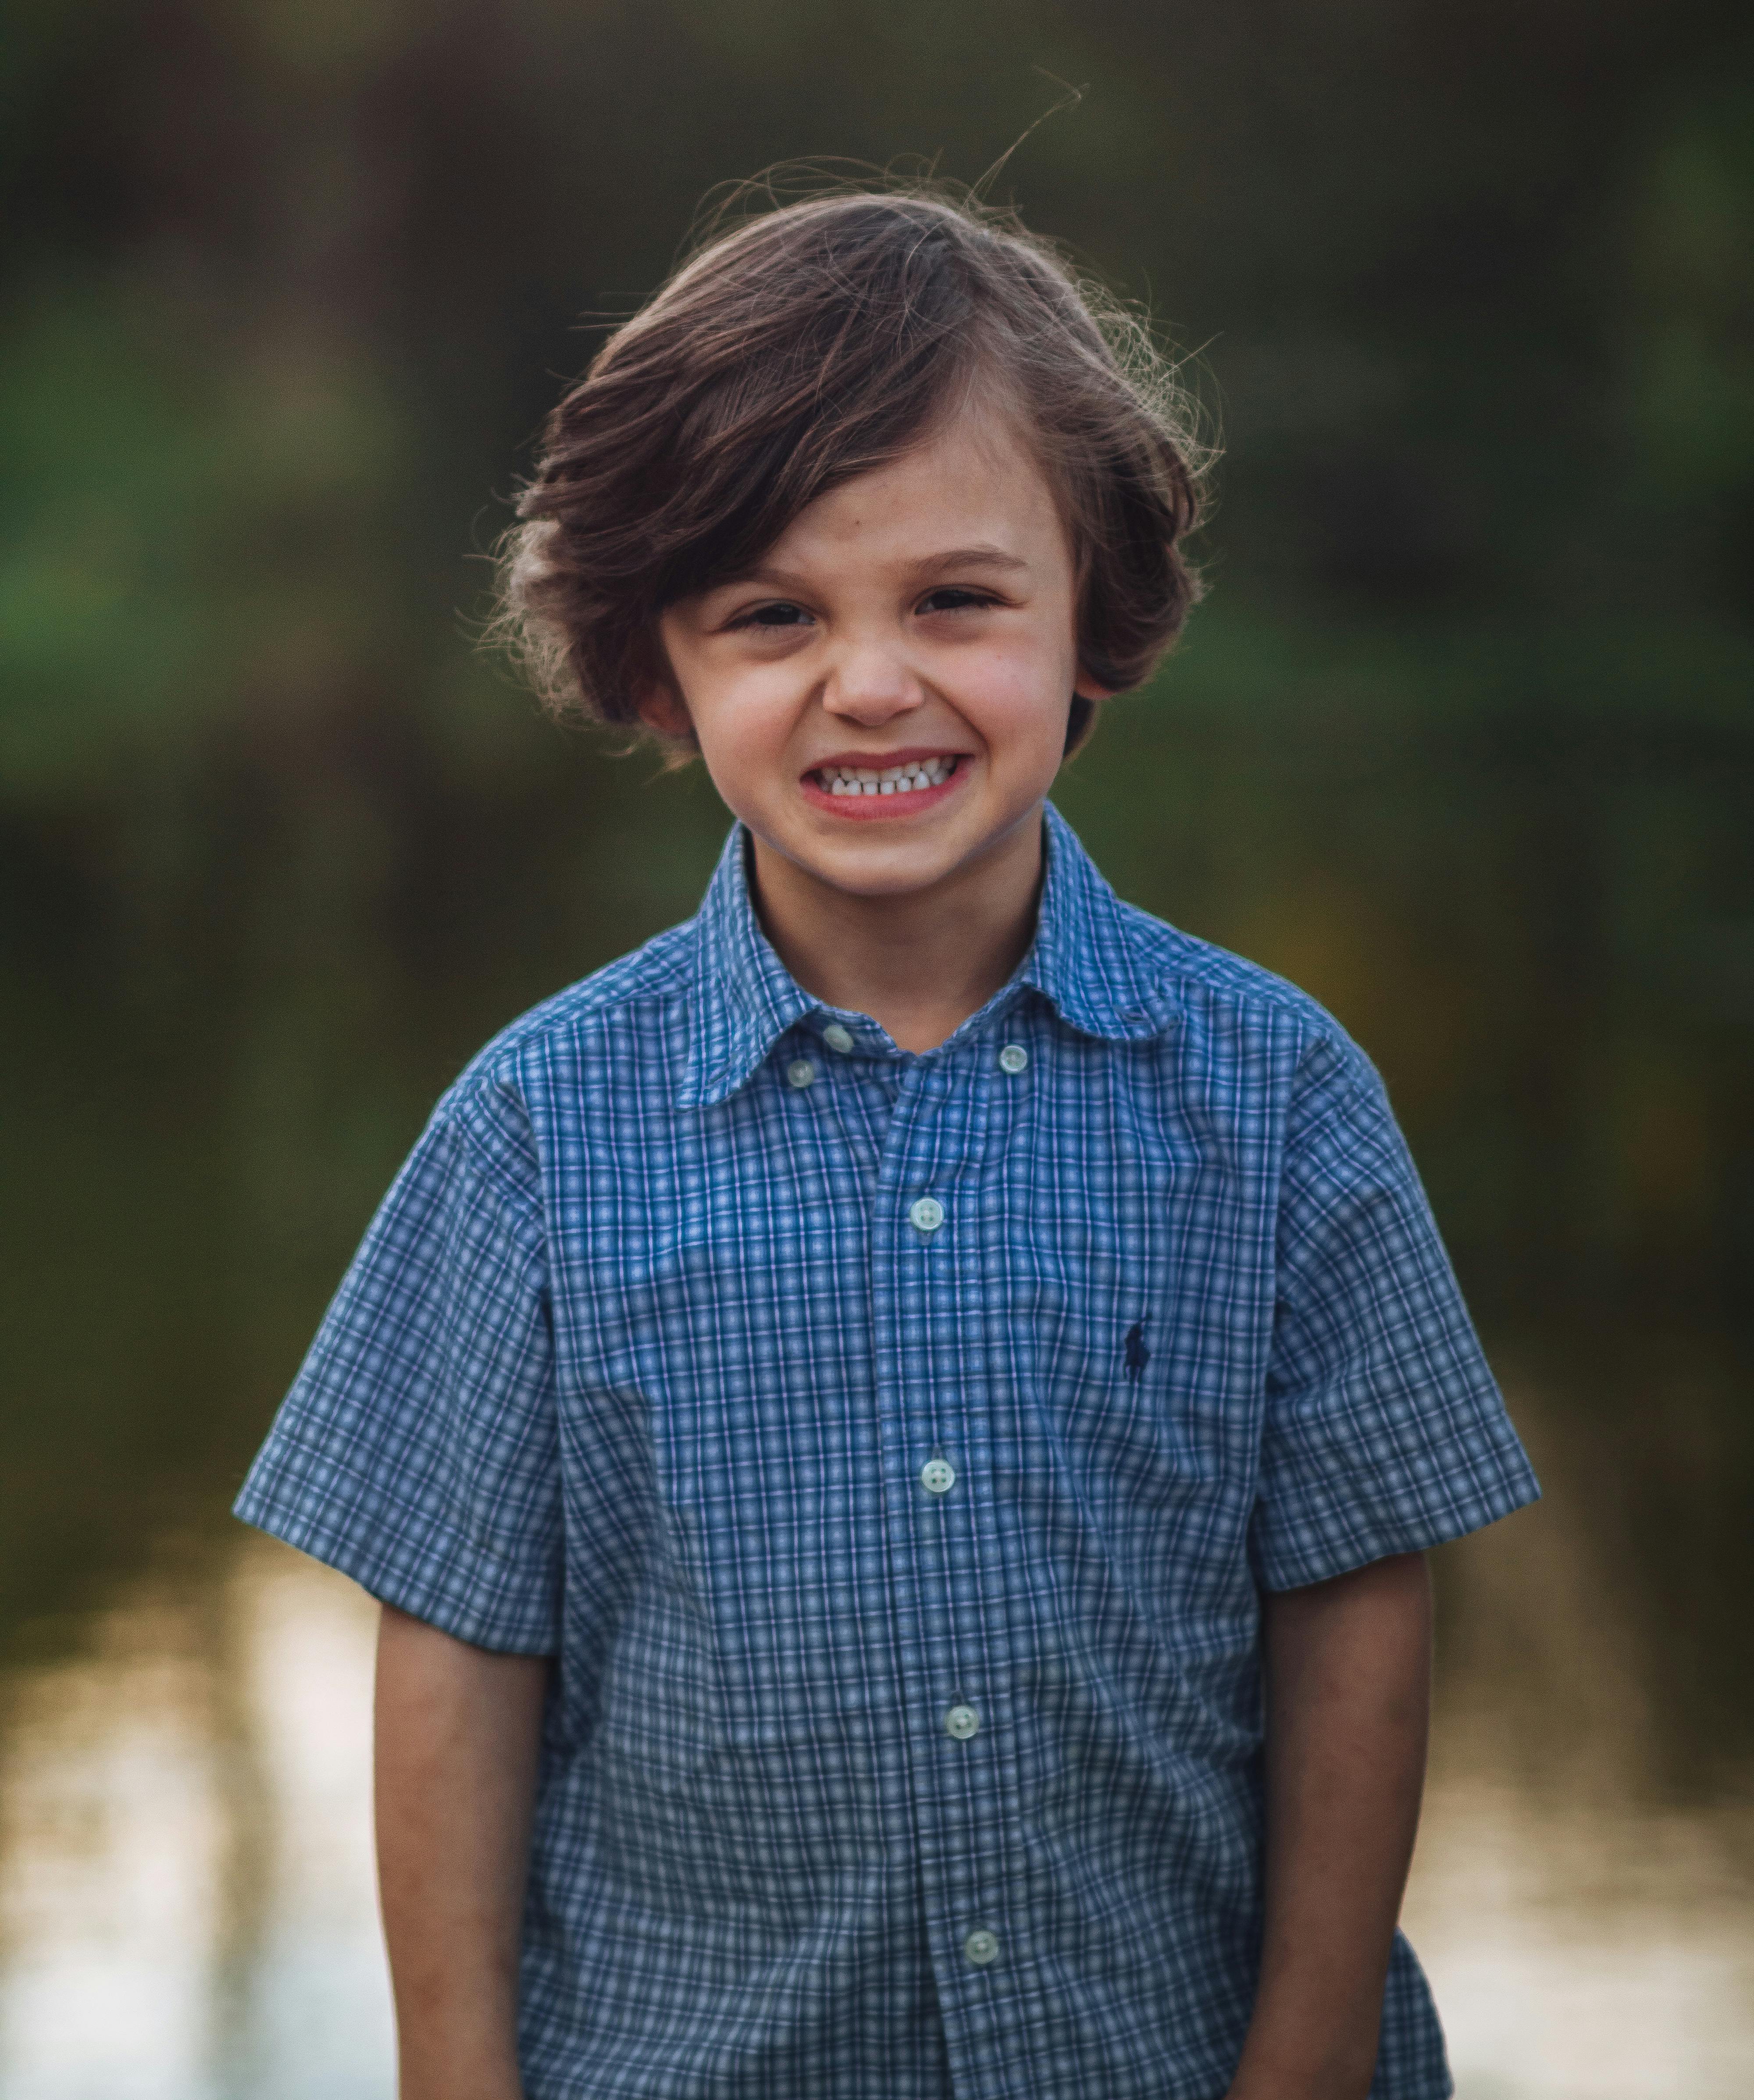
[1017,803,1170,1043]
[678,827,818,1109]
[678,802,1169,1109]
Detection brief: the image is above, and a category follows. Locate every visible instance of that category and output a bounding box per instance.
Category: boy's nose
[820,642,926,726]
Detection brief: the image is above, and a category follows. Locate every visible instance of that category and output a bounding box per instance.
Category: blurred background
[2,1,1752,2094]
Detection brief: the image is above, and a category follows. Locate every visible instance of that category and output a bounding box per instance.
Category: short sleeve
[233,1084,561,1651]
[1250,1034,1540,1591]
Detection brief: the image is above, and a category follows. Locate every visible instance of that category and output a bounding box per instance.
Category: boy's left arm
[1226,1550,1433,2100]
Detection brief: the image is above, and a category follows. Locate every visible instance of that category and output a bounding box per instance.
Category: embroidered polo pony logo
[1123,1321,1150,1382]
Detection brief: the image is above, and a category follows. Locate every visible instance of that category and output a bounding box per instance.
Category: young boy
[235,189,1538,2100]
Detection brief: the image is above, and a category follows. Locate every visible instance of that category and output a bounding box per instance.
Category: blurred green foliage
[2,0,1751,1775]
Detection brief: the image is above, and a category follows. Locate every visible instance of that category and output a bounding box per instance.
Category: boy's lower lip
[798,763,970,822]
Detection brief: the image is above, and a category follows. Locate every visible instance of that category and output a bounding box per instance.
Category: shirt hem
[232,1481,560,1655]
[1255,1465,1541,1592]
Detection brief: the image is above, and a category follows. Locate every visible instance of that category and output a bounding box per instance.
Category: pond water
[3,1459,1751,2100]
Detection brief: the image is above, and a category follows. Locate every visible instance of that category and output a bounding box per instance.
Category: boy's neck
[747,816,1045,1055]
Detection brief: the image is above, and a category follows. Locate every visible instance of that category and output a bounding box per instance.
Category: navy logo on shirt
[1123,1320,1150,1381]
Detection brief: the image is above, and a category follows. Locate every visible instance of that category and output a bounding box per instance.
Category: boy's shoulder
[434,918,699,1124]
[1099,893,1376,1091]
[1111,895,1321,1022]
[1039,806,1368,1084]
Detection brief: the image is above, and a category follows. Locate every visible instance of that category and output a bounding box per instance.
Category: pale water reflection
[2,1538,1750,2100]
[0,1542,391,2100]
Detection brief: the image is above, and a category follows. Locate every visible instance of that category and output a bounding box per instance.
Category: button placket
[871,1045,1008,2021]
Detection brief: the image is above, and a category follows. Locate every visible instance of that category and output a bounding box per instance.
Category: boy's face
[649,409,1104,909]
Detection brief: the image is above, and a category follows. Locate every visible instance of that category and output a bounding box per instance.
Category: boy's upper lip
[803,745,970,774]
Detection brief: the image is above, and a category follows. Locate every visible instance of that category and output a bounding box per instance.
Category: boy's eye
[917,587,998,615]
[731,601,812,630]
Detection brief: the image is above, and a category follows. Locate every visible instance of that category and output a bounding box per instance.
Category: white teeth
[819,756,958,797]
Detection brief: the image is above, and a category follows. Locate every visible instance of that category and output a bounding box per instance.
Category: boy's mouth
[808,753,962,799]
[798,750,970,821]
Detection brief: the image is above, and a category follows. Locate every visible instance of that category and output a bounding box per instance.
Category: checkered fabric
[236,804,1537,2100]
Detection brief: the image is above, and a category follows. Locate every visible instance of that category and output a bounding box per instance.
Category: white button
[822,1024,855,1054]
[945,1703,979,1741]
[785,1059,816,1089]
[909,1196,945,1234]
[998,1043,1029,1074]
[963,1929,999,1966]
[920,1458,956,1495]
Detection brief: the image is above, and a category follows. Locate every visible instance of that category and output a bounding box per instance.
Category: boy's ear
[634,682,695,743]
[1064,673,1113,760]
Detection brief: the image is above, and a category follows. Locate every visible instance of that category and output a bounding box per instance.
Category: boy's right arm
[374,1604,550,2100]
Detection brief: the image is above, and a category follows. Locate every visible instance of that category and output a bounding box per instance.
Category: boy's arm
[1226,1551,1433,2100]
[375,1603,550,2100]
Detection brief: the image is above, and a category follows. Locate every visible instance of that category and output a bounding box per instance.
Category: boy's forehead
[759,410,1068,571]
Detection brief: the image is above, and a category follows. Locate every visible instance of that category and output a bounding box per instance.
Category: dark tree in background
[3,0,1751,1779]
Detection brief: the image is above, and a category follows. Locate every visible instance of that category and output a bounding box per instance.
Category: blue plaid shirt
[236,805,1537,2100]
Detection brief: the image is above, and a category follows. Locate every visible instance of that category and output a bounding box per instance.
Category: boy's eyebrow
[909,545,1031,574]
[712,545,1032,593]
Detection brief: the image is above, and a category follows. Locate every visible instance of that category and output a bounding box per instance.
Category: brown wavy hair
[494,179,1210,755]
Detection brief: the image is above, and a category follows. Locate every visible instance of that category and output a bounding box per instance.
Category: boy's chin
[791,831,1031,908]
[752,822,963,899]
[791,848,963,901]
